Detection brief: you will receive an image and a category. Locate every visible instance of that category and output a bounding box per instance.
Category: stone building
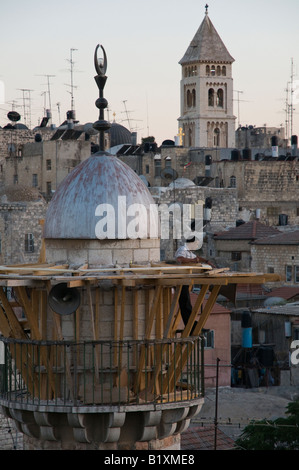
[251,230,299,287]
[213,220,280,271]
[210,158,299,227]
[178,6,236,148]
[4,139,91,199]
[0,185,47,265]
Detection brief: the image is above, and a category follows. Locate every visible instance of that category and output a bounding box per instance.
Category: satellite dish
[161,167,178,182]
[84,122,99,136]
[7,111,21,122]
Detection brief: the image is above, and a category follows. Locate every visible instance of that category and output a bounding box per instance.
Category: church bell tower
[178,5,236,148]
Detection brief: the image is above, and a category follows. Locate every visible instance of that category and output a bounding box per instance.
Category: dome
[0,185,44,202]
[169,178,196,189]
[44,152,157,239]
[108,122,132,147]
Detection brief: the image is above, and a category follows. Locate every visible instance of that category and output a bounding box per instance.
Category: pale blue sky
[0,0,299,145]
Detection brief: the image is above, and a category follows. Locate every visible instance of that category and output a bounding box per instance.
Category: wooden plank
[134,285,162,393]
[113,286,118,366]
[170,284,221,394]
[87,285,100,383]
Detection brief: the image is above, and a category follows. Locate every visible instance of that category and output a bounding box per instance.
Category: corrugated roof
[252,230,299,245]
[253,302,299,316]
[214,221,279,241]
[179,13,234,64]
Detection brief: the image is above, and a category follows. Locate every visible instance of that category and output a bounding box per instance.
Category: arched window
[187,89,192,107]
[217,89,224,107]
[214,128,220,146]
[206,65,210,76]
[230,175,236,188]
[216,66,221,76]
[211,65,216,76]
[165,157,172,168]
[192,89,196,107]
[222,66,226,76]
[208,88,214,106]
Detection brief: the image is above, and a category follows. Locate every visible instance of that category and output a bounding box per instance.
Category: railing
[0,335,204,408]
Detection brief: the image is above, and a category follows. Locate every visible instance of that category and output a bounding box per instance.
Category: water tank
[242,148,251,160]
[231,149,240,161]
[241,311,252,328]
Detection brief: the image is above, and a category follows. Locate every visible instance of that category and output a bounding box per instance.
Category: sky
[0,0,299,146]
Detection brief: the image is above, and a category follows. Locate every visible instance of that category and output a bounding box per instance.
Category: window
[208,88,214,106]
[267,267,274,274]
[202,329,214,348]
[46,159,52,170]
[217,89,224,107]
[25,233,34,253]
[222,66,226,76]
[206,65,210,76]
[295,266,299,283]
[13,174,18,184]
[267,207,280,217]
[154,158,161,177]
[211,65,216,76]
[230,175,236,188]
[212,128,220,147]
[32,174,38,188]
[165,157,172,168]
[232,252,241,261]
[286,265,292,282]
[145,164,149,174]
[46,182,52,195]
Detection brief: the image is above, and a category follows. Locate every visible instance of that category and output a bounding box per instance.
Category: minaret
[178,5,236,148]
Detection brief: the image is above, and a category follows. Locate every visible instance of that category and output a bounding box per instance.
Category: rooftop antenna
[17,88,33,127]
[65,48,78,115]
[233,90,251,127]
[37,74,55,116]
[290,57,295,139]
[122,100,132,131]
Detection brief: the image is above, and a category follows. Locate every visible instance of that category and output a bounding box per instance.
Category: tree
[236,400,299,450]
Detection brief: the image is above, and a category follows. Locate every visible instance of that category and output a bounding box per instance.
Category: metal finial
[93,44,111,152]
[205,4,209,14]
[94,44,107,76]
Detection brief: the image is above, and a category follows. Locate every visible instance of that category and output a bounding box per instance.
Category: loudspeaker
[48,283,81,315]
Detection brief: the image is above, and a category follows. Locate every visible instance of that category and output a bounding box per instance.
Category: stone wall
[211,160,299,226]
[251,243,298,287]
[155,186,238,260]
[0,199,47,265]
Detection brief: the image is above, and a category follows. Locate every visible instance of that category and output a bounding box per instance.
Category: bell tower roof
[179,6,234,64]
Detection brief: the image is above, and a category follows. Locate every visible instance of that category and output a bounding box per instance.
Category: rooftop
[214,220,279,241]
[179,12,234,64]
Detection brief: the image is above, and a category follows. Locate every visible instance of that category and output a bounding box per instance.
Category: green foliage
[142,136,155,144]
[236,399,299,450]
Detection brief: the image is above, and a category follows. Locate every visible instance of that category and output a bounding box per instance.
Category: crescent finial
[94,44,107,76]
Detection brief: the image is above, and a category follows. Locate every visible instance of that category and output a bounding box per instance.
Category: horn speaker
[48,283,81,315]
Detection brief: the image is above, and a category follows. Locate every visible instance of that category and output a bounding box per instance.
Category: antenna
[65,48,78,114]
[122,100,132,131]
[36,74,55,116]
[17,88,33,127]
[290,57,295,139]
[233,90,250,127]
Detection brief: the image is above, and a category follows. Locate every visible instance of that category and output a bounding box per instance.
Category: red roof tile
[252,229,299,245]
[214,220,279,241]
[181,425,235,450]
[266,286,299,300]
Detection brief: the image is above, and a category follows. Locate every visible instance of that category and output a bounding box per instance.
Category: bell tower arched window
[217,89,224,108]
[208,89,214,107]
